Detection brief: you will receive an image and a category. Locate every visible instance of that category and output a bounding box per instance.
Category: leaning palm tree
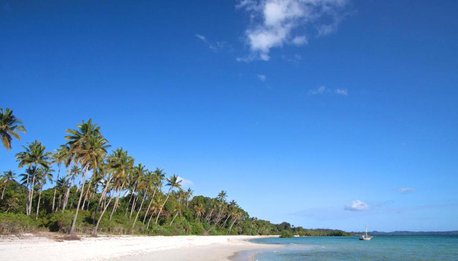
[51,145,71,212]
[142,168,164,224]
[66,119,109,234]
[127,163,146,219]
[0,108,26,150]
[34,167,53,219]
[155,174,182,225]
[0,170,15,200]
[106,148,133,221]
[214,190,227,225]
[62,165,80,211]
[16,140,51,215]
[131,167,150,230]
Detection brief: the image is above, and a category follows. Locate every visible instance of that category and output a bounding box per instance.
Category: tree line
[0,107,349,237]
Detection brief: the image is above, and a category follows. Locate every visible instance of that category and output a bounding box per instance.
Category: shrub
[0,213,39,234]
[279,230,294,238]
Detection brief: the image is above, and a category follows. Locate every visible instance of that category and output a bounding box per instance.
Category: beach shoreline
[0,234,278,261]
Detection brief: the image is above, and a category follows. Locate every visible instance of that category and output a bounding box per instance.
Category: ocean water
[247,236,458,261]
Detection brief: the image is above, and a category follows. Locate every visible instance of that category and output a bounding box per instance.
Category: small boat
[359,227,373,241]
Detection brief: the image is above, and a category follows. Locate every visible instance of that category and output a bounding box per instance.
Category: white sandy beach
[0,234,278,261]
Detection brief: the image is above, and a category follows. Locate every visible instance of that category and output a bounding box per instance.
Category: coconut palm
[66,119,109,234]
[214,190,227,225]
[127,163,146,219]
[131,166,150,230]
[62,165,80,211]
[51,145,71,212]
[106,148,133,221]
[194,202,205,221]
[222,200,238,228]
[55,177,69,210]
[0,108,26,150]
[34,167,53,219]
[142,168,165,224]
[0,170,15,200]
[155,174,182,225]
[16,140,51,215]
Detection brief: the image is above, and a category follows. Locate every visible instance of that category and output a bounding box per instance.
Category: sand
[0,234,278,261]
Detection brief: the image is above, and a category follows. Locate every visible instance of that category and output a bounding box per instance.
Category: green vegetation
[0,107,349,237]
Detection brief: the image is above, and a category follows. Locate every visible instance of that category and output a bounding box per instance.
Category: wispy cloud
[195,34,228,52]
[308,85,348,96]
[177,176,193,187]
[345,200,369,211]
[257,74,267,81]
[237,0,349,61]
[398,187,416,194]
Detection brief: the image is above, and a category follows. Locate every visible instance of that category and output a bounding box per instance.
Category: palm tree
[66,119,109,234]
[131,166,150,230]
[0,108,26,150]
[16,140,51,215]
[142,168,164,224]
[214,190,227,225]
[106,148,133,221]
[194,202,205,221]
[62,165,80,211]
[52,145,70,212]
[128,163,146,219]
[0,170,15,200]
[169,189,184,226]
[155,174,182,225]
[34,167,53,219]
[55,177,69,210]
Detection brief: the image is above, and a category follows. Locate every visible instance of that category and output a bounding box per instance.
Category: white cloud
[334,88,348,96]
[308,85,348,96]
[292,35,308,45]
[177,176,193,187]
[309,85,327,95]
[399,187,416,194]
[237,0,349,61]
[345,200,369,211]
[195,34,227,52]
[257,74,267,81]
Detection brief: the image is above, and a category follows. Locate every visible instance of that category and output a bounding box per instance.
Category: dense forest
[0,108,350,237]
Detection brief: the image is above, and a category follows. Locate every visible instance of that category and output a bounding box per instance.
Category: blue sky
[1,0,457,231]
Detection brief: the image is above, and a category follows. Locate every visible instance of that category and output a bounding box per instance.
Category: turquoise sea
[243,236,458,261]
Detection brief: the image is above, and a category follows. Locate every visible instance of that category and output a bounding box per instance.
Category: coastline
[0,234,278,261]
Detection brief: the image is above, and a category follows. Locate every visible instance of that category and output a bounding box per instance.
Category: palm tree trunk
[28,174,36,216]
[70,169,88,234]
[228,218,238,233]
[222,214,231,228]
[81,182,91,210]
[155,189,171,225]
[35,190,42,219]
[92,195,114,236]
[62,186,70,212]
[129,194,138,219]
[205,208,214,223]
[169,211,179,226]
[24,169,31,215]
[146,209,157,230]
[142,189,156,223]
[109,195,120,221]
[131,192,146,230]
[126,187,136,217]
[51,188,57,212]
[58,194,62,211]
[1,184,6,200]
[98,175,112,208]
[52,167,61,212]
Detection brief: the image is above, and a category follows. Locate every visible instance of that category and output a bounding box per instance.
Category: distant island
[368,231,458,236]
[0,108,349,237]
